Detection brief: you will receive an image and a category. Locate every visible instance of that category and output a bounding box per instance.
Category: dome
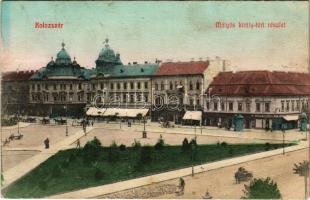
[55,42,72,65]
[47,57,55,66]
[97,38,117,62]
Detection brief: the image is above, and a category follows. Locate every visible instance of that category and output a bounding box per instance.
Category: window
[130,82,134,90]
[221,102,225,111]
[246,103,251,112]
[110,83,114,90]
[123,83,127,90]
[297,100,300,110]
[214,102,218,110]
[144,82,148,89]
[206,102,210,110]
[137,82,141,90]
[37,84,41,91]
[87,93,91,101]
[229,102,233,111]
[45,84,49,90]
[155,83,158,90]
[123,94,126,103]
[70,84,73,90]
[161,82,164,90]
[265,102,270,112]
[78,83,82,90]
[190,99,194,106]
[130,94,134,103]
[145,95,148,102]
[302,100,305,110]
[196,99,200,106]
[92,84,96,90]
[281,101,284,112]
[170,82,173,90]
[100,83,103,90]
[32,84,35,90]
[189,81,193,90]
[196,82,200,90]
[256,103,261,112]
[238,102,243,111]
[291,101,295,111]
[117,83,121,90]
[286,101,290,111]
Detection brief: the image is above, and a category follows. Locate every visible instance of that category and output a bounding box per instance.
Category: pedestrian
[76,139,81,148]
[179,177,185,193]
[44,137,49,149]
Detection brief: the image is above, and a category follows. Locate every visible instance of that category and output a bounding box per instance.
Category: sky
[0,1,309,72]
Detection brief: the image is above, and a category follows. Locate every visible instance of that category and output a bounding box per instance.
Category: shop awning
[117,109,149,117]
[283,115,299,121]
[86,107,106,116]
[182,111,202,121]
[102,108,120,116]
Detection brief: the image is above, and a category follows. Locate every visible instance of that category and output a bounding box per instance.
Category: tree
[154,137,165,150]
[242,177,282,199]
[82,137,102,163]
[293,160,309,200]
[182,138,190,152]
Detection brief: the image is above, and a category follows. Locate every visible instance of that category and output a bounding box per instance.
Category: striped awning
[283,115,299,121]
[86,107,106,116]
[182,111,202,121]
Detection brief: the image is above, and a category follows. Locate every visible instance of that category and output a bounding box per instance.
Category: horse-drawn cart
[234,167,253,184]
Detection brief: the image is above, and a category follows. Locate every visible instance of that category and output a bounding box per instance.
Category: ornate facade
[1,39,228,119]
[205,71,310,129]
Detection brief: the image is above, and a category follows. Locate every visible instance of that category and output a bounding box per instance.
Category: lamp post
[274,108,285,155]
[65,104,68,137]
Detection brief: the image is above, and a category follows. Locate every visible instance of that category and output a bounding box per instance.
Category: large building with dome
[2,39,229,121]
[2,39,310,129]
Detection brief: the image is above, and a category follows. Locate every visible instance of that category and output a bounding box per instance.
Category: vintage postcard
[0,1,310,199]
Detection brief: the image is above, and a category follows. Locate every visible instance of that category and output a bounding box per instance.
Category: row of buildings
[2,39,310,130]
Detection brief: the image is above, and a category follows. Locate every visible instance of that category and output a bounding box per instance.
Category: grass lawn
[3,142,294,198]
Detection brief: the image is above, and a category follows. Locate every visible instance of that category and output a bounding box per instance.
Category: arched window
[161,81,165,90]
[196,81,200,90]
[189,81,193,90]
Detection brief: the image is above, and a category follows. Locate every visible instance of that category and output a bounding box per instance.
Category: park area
[3,136,294,198]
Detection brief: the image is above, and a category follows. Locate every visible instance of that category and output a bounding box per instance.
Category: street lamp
[65,96,72,137]
[65,104,68,137]
[274,108,285,155]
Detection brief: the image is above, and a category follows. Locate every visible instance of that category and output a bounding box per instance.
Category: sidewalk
[48,141,308,199]
[2,127,94,189]
[1,122,31,130]
[94,122,306,142]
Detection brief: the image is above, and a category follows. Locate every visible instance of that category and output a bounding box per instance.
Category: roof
[155,61,209,76]
[31,63,91,81]
[2,71,36,82]
[207,70,310,96]
[94,63,159,78]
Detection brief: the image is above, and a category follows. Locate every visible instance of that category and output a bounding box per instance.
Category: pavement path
[48,141,308,199]
[1,122,31,130]
[94,122,306,142]
[2,126,94,189]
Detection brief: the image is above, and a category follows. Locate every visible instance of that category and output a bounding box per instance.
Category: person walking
[44,138,49,149]
[76,139,81,148]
